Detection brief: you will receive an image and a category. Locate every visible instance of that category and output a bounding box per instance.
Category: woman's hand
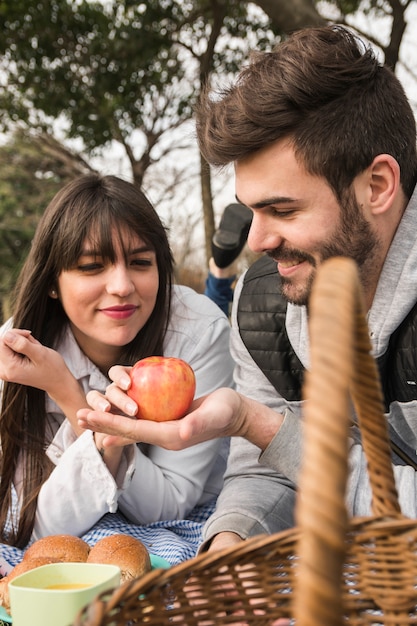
[0,329,89,437]
[79,365,243,449]
[0,329,71,394]
[78,386,244,449]
[78,359,284,451]
[78,384,284,453]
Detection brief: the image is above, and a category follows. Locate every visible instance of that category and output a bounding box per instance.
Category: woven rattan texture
[73,258,417,626]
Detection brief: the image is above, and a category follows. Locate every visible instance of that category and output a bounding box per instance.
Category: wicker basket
[73,257,417,626]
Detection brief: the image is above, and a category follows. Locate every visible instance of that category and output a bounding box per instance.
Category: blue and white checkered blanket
[0,499,216,576]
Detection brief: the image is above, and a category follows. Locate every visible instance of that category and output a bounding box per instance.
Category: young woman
[0,173,234,549]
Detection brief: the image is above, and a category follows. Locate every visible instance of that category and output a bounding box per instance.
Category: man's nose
[247,215,282,254]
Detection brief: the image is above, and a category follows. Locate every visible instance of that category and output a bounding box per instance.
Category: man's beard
[269,192,381,306]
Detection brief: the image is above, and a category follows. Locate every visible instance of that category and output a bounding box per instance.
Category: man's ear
[368,154,400,216]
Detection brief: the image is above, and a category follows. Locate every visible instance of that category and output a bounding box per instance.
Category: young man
[79,24,417,554]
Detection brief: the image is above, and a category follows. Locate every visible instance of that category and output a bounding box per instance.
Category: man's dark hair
[196,25,417,200]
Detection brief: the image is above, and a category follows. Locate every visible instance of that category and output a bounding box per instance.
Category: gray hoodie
[203,183,417,545]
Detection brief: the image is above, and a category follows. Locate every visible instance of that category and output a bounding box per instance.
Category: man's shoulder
[236,255,304,401]
[238,255,286,315]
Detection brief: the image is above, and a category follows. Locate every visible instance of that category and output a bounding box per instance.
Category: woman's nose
[106,265,135,296]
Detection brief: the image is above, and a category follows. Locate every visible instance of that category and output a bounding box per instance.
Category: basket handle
[293,257,400,626]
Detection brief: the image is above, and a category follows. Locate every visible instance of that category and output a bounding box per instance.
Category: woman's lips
[100,305,138,320]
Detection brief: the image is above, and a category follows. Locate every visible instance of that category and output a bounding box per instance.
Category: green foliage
[0,129,92,320]
[0,0,190,151]
[0,1,277,155]
[0,0,276,307]
[321,0,392,20]
[0,0,279,270]
[0,0,408,285]
[333,0,362,14]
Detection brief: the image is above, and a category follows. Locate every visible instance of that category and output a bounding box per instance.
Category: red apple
[127,356,196,422]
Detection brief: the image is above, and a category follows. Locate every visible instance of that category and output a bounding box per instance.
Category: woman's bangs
[86,214,150,264]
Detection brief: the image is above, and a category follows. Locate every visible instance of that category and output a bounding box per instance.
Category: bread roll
[0,533,150,613]
[0,535,90,613]
[0,556,59,612]
[23,534,90,563]
[87,534,151,583]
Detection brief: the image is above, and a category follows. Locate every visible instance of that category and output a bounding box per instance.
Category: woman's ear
[368,154,400,216]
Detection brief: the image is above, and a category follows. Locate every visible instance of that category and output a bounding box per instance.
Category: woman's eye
[77,263,103,272]
[131,258,153,267]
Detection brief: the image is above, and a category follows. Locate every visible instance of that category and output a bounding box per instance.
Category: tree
[0,129,93,319]
[0,0,195,188]
[316,0,414,72]
[0,0,281,261]
[255,0,324,30]
[255,0,414,73]
[0,0,415,270]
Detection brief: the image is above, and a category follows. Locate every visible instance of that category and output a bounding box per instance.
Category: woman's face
[55,228,159,373]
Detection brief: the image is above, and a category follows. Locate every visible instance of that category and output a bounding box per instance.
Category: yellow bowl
[9,562,120,626]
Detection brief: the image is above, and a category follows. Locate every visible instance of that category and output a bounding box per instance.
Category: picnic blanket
[0,498,216,577]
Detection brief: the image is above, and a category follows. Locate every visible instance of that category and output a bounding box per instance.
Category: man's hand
[207,531,244,552]
[78,385,284,451]
[78,364,284,451]
[78,386,245,449]
[197,532,291,625]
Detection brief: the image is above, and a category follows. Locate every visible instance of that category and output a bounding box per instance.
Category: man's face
[235,139,381,306]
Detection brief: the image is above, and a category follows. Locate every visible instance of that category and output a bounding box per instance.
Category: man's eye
[273,209,296,218]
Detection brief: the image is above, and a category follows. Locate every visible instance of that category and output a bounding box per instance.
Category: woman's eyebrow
[80,244,153,256]
[129,245,154,254]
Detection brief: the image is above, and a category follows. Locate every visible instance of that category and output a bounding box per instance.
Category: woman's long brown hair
[0,174,174,547]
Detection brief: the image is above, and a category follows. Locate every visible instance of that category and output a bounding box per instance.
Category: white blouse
[0,285,235,541]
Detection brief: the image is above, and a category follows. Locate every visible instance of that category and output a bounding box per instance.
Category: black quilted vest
[237,255,417,409]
